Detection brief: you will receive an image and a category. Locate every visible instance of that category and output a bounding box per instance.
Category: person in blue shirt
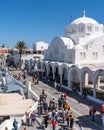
[13,118,18,130]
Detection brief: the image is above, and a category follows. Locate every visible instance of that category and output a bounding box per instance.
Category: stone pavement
[19,78,104,130]
[9,70,103,130]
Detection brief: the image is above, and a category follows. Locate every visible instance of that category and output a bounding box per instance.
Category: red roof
[0,49,9,53]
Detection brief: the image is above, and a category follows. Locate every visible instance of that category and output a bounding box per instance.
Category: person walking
[66,110,70,126]
[91,106,96,122]
[13,118,18,130]
[30,111,36,126]
[70,112,74,129]
[25,111,30,126]
[44,114,49,128]
[51,119,57,130]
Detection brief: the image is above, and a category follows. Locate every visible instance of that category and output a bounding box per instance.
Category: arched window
[92,52,98,59]
[80,52,86,60]
[87,26,92,32]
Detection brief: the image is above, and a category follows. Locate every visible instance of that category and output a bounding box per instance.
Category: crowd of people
[37,89,75,130]
[10,69,104,130]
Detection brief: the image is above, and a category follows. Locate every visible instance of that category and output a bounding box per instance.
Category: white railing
[0,80,39,130]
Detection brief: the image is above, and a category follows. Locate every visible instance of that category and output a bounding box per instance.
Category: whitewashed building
[33,41,48,53]
[45,11,104,64]
[27,12,104,103]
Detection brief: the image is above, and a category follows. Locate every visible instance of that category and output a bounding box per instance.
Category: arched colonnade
[26,60,104,99]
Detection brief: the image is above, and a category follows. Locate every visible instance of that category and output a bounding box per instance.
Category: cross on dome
[83,10,86,17]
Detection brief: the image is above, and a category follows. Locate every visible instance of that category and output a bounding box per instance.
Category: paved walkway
[19,78,103,130]
[32,79,103,130]
[9,70,103,130]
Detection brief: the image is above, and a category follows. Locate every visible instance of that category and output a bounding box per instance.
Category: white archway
[69,66,80,91]
[80,67,93,95]
[61,64,68,87]
[93,69,104,99]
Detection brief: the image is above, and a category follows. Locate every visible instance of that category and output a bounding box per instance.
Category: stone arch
[69,65,80,91]
[53,63,60,82]
[47,63,53,80]
[80,67,93,96]
[81,67,93,85]
[60,63,68,86]
[93,69,104,99]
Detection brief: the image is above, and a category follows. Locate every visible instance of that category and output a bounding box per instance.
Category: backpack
[58,98,62,105]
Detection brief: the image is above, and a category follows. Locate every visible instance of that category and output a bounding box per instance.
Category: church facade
[27,12,104,103]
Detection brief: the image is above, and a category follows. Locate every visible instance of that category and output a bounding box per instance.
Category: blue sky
[0,0,104,48]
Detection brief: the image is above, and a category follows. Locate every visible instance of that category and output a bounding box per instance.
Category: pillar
[53,72,55,81]
[97,76,100,89]
[85,73,88,86]
[79,81,82,95]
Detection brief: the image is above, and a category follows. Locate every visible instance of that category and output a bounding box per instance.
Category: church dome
[71,11,98,25]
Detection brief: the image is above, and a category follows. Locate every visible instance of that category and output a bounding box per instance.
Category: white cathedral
[45,11,104,64]
[27,11,104,103]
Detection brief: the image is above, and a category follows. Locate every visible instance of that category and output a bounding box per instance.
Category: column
[97,76,100,89]
[68,72,72,91]
[79,81,82,95]
[53,72,55,81]
[85,73,88,86]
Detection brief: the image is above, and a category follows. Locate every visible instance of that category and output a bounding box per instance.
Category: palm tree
[15,41,27,69]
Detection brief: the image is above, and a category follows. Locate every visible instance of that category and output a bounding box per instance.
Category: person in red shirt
[91,106,96,121]
[51,119,57,130]
[63,92,67,99]
[101,103,104,113]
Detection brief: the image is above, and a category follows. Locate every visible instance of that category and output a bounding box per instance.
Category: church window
[80,52,85,60]
[83,52,86,59]
[87,26,92,32]
[95,52,98,58]
[89,27,92,32]
[80,52,82,59]
[92,52,98,59]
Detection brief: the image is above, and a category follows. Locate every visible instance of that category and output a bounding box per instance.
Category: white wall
[33,41,48,51]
